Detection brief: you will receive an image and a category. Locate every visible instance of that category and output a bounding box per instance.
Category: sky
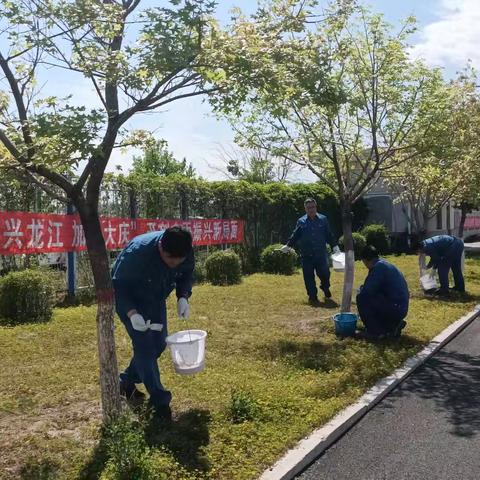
[128,0,480,180]
[3,0,480,180]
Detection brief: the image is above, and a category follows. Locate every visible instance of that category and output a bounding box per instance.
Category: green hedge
[205,250,242,286]
[361,224,390,254]
[261,244,298,275]
[338,232,367,258]
[0,269,55,324]
[105,175,368,253]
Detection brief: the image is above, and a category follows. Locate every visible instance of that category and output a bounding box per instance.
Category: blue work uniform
[421,235,464,292]
[287,213,335,299]
[356,259,409,335]
[112,231,194,409]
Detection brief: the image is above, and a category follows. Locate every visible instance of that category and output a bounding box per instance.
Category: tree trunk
[77,204,121,422]
[459,203,469,239]
[412,206,423,236]
[341,203,355,312]
[128,188,138,219]
[180,188,189,220]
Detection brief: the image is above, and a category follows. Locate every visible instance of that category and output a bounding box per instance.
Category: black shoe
[308,296,321,307]
[433,288,449,297]
[392,320,407,338]
[120,381,146,406]
[151,405,172,422]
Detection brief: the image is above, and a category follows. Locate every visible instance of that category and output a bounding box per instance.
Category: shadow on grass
[265,335,423,373]
[380,349,480,437]
[413,291,480,304]
[20,459,60,480]
[78,408,211,480]
[322,298,339,309]
[303,298,339,309]
[144,409,211,472]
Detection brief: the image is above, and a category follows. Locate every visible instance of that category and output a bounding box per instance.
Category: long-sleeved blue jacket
[357,259,409,312]
[287,213,335,258]
[421,235,457,269]
[111,231,194,322]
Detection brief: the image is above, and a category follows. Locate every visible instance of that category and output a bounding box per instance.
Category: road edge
[259,305,480,480]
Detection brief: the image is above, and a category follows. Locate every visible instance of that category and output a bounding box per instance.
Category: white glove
[130,313,149,332]
[177,297,190,319]
[278,245,291,254]
[333,246,340,254]
[149,322,164,332]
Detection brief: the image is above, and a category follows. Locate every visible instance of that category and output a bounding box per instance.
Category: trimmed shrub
[361,224,390,254]
[261,244,298,275]
[205,250,242,286]
[338,232,367,258]
[233,244,262,274]
[193,262,207,284]
[0,269,55,324]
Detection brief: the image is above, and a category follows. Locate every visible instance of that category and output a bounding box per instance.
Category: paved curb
[259,305,480,480]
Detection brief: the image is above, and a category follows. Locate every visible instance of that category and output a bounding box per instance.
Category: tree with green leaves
[216,145,292,183]
[0,0,221,420]
[210,1,445,311]
[131,139,196,178]
[385,68,480,238]
[449,71,480,239]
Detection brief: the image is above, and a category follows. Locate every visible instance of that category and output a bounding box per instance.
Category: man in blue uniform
[112,226,194,420]
[415,234,465,295]
[356,245,409,339]
[280,198,339,305]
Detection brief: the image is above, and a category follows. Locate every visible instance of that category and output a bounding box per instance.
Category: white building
[362,178,480,248]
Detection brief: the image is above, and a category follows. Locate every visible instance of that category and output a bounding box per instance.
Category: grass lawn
[1,255,479,479]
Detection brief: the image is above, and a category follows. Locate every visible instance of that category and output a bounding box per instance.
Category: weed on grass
[1,256,479,479]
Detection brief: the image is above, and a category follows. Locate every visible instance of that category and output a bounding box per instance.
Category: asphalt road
[297,317,480,480]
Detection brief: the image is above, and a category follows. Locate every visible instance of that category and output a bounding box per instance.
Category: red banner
[464,214,480,231]
[0,211,244,255]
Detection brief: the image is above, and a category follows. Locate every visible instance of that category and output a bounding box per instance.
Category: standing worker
[112,226,194,421]
[414,235,465,296]
[280,198,340,305]
[356,245,409,339]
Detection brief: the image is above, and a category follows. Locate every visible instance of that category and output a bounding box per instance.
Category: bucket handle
[172,322,199,368]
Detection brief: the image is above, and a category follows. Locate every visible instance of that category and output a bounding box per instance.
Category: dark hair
[360,244,379,261]
[304,198,317,206]
[412,240,424,252]
[161,227,193,258]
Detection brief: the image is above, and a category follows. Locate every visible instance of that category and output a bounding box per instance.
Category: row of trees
[1,0,480,420]
[208,3,480,311]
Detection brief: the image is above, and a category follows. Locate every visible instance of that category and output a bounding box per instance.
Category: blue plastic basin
[333,312,358,337]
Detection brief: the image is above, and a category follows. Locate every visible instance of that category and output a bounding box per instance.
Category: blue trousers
[356,292,407,335]
[119,302,172,408]
[437,238,465,292]
[301,255,330,299]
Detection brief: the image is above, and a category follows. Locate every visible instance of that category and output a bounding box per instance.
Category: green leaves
[30,103,105,170]
[385,67,480,232]
[130,139,196,179]
[210,0,445,205]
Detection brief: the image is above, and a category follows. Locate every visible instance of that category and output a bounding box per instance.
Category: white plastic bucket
[166,329,207,375]
[331,252,346,272]
[420,271,438,291]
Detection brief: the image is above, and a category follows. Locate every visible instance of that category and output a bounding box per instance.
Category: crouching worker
[415,235,465,296]
[356,245,409,340]
[112,227,194,420]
